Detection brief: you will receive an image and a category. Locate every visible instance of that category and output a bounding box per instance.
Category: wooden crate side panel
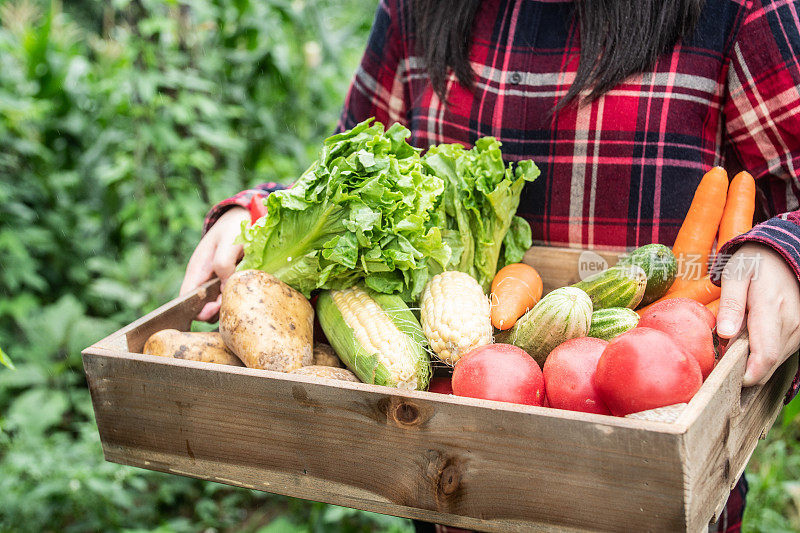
[93,279,221,353]
[83,350,686,533]
[681,336,798,531]
[523,247,621,293]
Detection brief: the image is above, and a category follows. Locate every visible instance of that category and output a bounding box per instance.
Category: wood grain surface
[81,246,795,532]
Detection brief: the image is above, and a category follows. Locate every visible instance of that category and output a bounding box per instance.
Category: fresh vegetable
[496,286,593,366]
[637,298,716,379]
[420,271,493,365]
[573,264,647,310]
[593,327,703,416]
[239,120,449,300]
[290,365,360,382]
[588,308,639,341]
[451,344,545,406]
[618,244,677,305]
[428,376,454,395]
[637,276,720,314]
[220,270,314,371]
[543,337,611,415]
[317,285,431,390]
[239,119,539,302]
[143,330,244,366]
[706,298,720,317]
[718,171,756,246]
[311,343,342,368]
[670,167,729,290]
[422,139,540,291]
[490,263,543,330]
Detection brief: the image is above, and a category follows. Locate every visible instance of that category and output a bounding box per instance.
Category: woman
[182,0,800,529]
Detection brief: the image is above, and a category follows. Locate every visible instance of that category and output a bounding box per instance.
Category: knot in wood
[394,402,419,425]
[439,464,461,495]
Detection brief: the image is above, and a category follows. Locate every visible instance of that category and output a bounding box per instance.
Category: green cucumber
[617,244,677,306]
[573,264,647,310]
[588,307,640,341]
[495,286,593,366]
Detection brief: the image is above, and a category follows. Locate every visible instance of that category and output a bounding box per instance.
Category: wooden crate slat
[81,245,793,532]
[84,348,687,532]
[523,246,621,293]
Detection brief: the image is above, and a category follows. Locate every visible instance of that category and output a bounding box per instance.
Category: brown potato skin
[290,365,360,382]
[220,270,314,371]
[143,330,244,366]
[312,343,342,368]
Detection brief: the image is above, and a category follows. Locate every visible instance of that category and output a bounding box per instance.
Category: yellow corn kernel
[331,286,417,386]
[420,271,492,365]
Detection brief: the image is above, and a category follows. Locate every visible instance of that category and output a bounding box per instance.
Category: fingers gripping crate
[82,246,798,533]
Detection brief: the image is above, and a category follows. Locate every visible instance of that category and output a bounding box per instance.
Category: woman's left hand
[716,243,800,386]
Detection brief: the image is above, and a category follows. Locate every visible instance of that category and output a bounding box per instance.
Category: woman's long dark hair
[412,0,704,108]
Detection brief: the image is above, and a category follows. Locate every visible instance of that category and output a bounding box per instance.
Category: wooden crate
[82,246,798,533]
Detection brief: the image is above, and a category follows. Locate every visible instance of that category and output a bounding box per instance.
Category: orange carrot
[717,171,756,247]
[490,263,543,330]
[670,167,729,292]
[637,277,721,316]
[706,298,720,317]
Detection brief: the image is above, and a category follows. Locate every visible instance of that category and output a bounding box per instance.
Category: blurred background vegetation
[0,0,797,531]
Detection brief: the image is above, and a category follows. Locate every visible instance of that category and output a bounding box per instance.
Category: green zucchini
[573,264,647,310]
[617,244,677,306]
[495,286,593,366]
[588,307,640,341]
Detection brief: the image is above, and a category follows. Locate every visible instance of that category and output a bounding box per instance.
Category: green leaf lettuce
[239,120,540,300]
[238,119,450,300]
[422,137,539,290]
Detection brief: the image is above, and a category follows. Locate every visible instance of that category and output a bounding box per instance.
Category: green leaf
[783,393,800,427]
[0,346,14,370]
[423,137,539,290]
[239,119,449,301]
[6,387,69,436]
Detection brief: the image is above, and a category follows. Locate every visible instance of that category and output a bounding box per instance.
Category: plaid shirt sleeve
[711,0,800,403]
[337,0,410,132]
[202,182,286,234]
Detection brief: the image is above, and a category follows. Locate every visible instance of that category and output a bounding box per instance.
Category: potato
[143,329,244,366]
[220,270,313,371]
[312,343,342,368]
[290,365,360,382]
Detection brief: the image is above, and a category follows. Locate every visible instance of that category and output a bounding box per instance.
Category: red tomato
[593,328,703,416]
[428,376,454,395]
[640,297,715,329]
[638,298,716,379]
[452,344,545,406]
[543,337,611,415]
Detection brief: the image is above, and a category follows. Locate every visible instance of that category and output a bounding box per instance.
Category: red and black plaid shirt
[207,0,800,529]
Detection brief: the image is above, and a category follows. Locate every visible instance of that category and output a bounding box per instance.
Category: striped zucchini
[588,307,640,341]
[573,265,647,310]
[317,286,431,390]
[495,286,593,366]
[618,244,677,306]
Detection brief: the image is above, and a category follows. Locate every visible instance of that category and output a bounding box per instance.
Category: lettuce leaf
[238,119,451,300]
[422,138,539,290]
[239,119,539,301]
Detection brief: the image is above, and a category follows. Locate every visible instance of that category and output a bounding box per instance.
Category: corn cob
[420,271,493,365]
[317,286,430,390]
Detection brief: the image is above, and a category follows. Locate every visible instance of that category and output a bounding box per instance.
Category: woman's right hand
[180,207,250,321]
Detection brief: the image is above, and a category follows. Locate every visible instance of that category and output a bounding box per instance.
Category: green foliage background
[0,1,797,531]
